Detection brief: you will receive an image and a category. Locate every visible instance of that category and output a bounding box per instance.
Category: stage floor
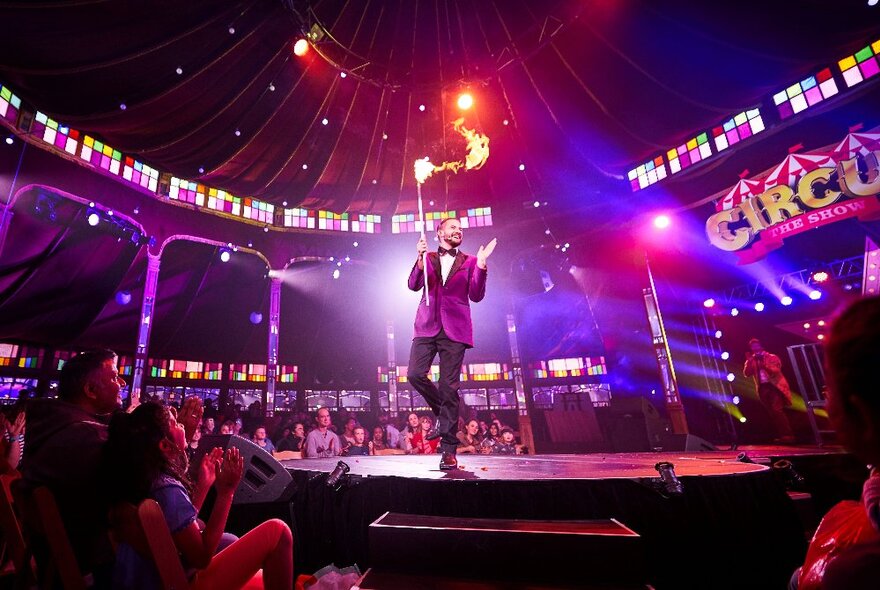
[276,446,848,480]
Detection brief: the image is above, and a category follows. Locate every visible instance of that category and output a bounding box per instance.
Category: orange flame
[414,118,490,185]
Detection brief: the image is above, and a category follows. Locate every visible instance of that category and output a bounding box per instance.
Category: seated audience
[456,419,481,454]
[201,417,215,435]
[341,417,358,448]
[481,423,500,453]
[378,410,401,449]
[370,426,388,453]
[819,297,880,588]
[104,402,292,589]
[400,412,420,453]
[409,415,440,455]
[304,408,341,458]
[219,420,234,435]
[21,348,125,581]
[253,426,275,453]
[276,423,305,453]
[492,428,519,455]
[0,408,25,472]
[343,427,371,456]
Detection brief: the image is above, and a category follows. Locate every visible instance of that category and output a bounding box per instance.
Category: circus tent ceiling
[1,0,879,220]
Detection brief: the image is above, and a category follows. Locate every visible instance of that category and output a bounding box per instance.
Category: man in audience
[304,407,341,458]
[277,423,305,452]
[253,425,275,453]
[378,410,401,449]
[20,349,125,582]
[821,296,880,587]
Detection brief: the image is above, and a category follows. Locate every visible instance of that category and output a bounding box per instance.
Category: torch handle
[417,184,429,307]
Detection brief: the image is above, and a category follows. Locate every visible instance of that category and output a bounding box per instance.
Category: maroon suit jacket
[408,251,488,348]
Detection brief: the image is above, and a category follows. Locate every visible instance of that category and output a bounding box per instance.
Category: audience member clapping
[103,402,293,590]
[304,408,341,458]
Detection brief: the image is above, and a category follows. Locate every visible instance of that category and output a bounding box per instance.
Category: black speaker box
[659,433,718,452]
[606,397,668,451]
[194,434,293,504]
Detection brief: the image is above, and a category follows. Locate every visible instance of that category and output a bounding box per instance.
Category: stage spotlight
[115,291,132,306]
[219,248,231,263]
[703,298,715,308]
[772,459,805,490]
[352,241,359,247]
[457,93,473,110]
[519,163,526,171]
[726,373,735,382]
[653,214,671,229]
[811,270,829,283]
[249,312,263,325]
[780,296,793,306]
[87,212,101,227]
[818,320,826,326]
[4,136,12,145]
[533,201,540,208]
[332,269,340,280]
[754,302,765,312]
[809,290,822,300]
[817,334,825,341]
[419,104,426,112]
[293,38,309,56]
[732,395,741,405]
[654,461,683,496]
[326,461,350,490]
[721,351,729,360]
[736,452,752,463]
[730,308,739,317]
[715,330,722,339]
[739,416,747,423]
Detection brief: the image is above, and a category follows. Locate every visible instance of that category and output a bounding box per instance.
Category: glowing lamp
[457,93,473,110]
[730,308,739,317]
[739,416,747,423]
[249,312,263,325]
[653,214,671,229]
[809,290,822,300]
[293,38,309,56]
[780,296,793,306]
[332,269,340,280]
[732,395,741,405]
[703,298,715,308]
[219,248,231,263]
[87,212,100,227]
[715,330,722,339]
[755,302,765,312]
[721,352,729,360]
[811,270,829,283]
[726,373,735,382]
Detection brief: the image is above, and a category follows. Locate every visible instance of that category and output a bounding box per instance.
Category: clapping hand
[476,238,497,269]
[215,447,244,494]
[198,447,224,489]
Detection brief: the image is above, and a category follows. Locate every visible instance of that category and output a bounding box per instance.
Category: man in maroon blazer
[407,218,496,470]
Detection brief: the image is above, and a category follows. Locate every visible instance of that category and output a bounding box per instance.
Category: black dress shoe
[426,421,442,441]
[439,452,458,471]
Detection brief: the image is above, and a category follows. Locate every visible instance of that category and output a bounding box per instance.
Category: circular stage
[279,451,768,480]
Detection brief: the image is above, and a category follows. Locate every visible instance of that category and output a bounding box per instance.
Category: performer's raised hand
[476,238,497,269]
[416,236,427,256]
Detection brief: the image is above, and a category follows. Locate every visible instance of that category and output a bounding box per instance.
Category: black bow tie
[438,247,458,256]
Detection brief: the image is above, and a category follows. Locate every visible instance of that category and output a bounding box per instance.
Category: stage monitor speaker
[659,433,718,452]
[195,434,293,504]
[606,397,668,451]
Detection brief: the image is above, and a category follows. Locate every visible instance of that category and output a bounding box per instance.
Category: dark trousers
[407,330,467,453]
[759,382,794,439]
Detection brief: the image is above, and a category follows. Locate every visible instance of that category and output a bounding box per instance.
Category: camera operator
[743,338,795,443]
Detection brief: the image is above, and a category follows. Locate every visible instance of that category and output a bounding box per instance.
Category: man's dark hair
[827,297,880,419]
[58,349,117,401]
[436,217,459,232]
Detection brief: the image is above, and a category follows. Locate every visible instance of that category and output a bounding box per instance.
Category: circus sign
[706,131,880,263]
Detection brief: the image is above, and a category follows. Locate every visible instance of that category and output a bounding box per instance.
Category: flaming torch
[413,118,490,306]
